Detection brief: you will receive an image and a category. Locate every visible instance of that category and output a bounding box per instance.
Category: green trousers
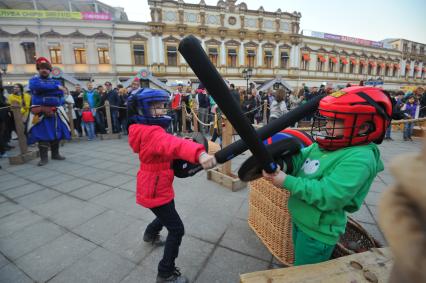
[292,222,335,266]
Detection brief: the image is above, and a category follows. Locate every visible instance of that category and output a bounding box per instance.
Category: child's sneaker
[156,267,188,283]
[143,232,165,246]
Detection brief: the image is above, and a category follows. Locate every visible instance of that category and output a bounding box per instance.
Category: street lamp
[0,62,8,95]
[242,68,252,95]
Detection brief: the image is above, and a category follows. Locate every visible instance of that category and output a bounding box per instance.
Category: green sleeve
[82,91,87,103]
[288,144,315,174]
[284,151,373,211]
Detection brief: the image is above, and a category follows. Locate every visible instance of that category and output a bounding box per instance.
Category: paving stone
[118,180,136,192]
[90,188,133,210]
[0,263,33,283]
[196,193,245,216]
[1,183,45,199]
[73,210,134,245]
[0,201,24,219]
[0,253,9,270]
[185,209,233,242]
[25,170,58,182]
[195,247,269,283]
[15,233,96,282]
[0,178,30,192]
[370,178,388,193]
[0,210,43,237]
[36,174,76,187]
[0,195,7,204]
[103,219,153,263]
[0,220,65,260]
[368,205,379,223]
[16,188,62,209]
[365,191,382,206]
[97,174,134,187]
[52,178,93,193]
[235,200,249,220]
[219,218,272,261]
[49,247,135,283]
[351,204,376,224]
[69,183,113,200]
[32,195,105,229]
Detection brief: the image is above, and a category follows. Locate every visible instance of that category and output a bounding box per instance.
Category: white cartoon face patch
[301,158,320,175]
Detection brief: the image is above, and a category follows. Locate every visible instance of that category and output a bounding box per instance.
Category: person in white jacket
[269,89,288,122]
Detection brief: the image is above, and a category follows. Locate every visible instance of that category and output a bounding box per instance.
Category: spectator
[96,85,107,134]
[82,82,100,114]
[181,87,192,132]
[414,87,425,117]
[401,95,419,141]
[71,84,84,137]
[104,81,121,133]
[196,84,210,134]
[170,84,183,133]
[7,83,31,122]
[269,89,288,122]
[81,103,96,140]
[289,88,304,110]
[0,89,8,158]
[230,84,240,106]
[63,87,77,135]
[118,87,128,135]
[242,92,256,124]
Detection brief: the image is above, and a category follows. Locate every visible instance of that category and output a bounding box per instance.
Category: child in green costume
[263,86,393,265]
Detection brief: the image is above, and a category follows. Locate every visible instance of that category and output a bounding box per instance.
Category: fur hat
[36,57,52,71]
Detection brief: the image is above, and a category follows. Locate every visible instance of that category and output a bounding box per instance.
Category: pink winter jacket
[128,124,205,208]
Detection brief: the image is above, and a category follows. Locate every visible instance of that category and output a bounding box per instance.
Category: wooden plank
[240,248,392,283]
[207,168,246,192]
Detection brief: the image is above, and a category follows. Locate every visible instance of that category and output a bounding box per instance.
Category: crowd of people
[1,71,426,159]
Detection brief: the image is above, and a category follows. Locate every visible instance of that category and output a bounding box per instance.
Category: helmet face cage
[128,89,172,128]
[311,109,378,150]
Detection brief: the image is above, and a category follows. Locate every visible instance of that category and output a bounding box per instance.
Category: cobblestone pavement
[0,132,422,282]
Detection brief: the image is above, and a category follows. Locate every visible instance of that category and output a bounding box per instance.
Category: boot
[50,140,65,161]
[38,142,49,166]
[156,268,188,283]
[143,232,165,246]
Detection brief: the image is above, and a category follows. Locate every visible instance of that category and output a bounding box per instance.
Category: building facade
[0,0,424,91]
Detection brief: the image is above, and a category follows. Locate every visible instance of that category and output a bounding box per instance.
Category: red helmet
[312,86,392,150]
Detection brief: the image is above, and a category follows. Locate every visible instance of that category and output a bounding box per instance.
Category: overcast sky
[100,0,426,44]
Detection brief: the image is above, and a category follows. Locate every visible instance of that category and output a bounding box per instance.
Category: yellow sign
[0,9,82,20]
[329,90,346,98]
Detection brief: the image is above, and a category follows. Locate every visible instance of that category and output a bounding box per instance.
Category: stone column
[220,40,226,66]
[257,42,263,67]
[239,41,245,66]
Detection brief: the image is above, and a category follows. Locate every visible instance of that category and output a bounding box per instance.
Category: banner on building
[0,9,111,21]
[306,30,384,48]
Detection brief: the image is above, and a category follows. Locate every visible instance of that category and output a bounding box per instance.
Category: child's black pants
[145,200,185,276]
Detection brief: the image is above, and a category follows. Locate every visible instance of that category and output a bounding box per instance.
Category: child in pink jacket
[128,88,215,283]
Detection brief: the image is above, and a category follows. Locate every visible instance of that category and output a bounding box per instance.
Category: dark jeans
[172,109,182,133]
[145,200,185,276]
[111,109,119,133]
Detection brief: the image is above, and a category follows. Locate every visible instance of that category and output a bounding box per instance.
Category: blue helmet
[128,88,171,128]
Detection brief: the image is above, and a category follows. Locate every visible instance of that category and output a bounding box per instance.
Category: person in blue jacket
[27,57,71,166]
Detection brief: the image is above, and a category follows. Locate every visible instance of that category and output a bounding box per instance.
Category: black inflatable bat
[178,35,278,174]
[215,94,325,164]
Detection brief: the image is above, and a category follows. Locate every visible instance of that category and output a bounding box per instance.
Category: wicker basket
[332,217,382,258]
[248,178,294,265]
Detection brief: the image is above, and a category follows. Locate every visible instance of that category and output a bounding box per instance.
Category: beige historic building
[0,0,424,91]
